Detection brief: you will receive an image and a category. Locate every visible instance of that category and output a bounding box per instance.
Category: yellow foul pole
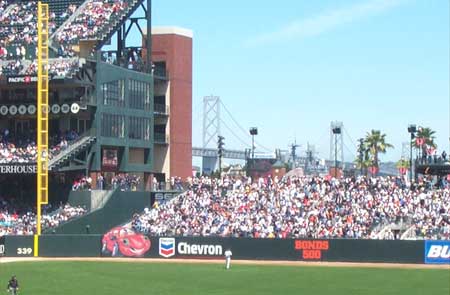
[34,1,49,257]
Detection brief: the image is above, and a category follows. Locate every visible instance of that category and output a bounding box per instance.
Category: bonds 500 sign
[425,240,450,264]
[0,236,5,256]
[294,240,329,260]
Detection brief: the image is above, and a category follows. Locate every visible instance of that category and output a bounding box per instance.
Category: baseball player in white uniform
[225,249,232,269]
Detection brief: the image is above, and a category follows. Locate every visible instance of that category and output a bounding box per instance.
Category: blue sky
[148,0,449,162]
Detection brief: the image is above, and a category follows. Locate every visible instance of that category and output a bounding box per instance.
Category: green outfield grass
[0,261,448,295]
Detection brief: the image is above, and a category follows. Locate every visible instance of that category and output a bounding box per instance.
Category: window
[102,80,125,107]
[101,113,125,138]
[129,79,151,111]
[129,117,150,140]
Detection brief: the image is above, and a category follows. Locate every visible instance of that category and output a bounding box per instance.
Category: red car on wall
[102,226,151,257]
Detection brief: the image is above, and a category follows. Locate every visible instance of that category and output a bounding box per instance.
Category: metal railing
[48,129,96,169]
[415,157,450,166]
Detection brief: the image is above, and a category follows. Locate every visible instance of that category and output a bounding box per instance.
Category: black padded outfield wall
[3,236,33,257]
[99,230,424,264]
[0,236,5,256]
[39,235,100,257]
[2,234,425,263]
[148,237,423,263]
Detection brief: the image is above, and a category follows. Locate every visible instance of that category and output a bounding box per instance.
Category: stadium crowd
[0,1,38,60]
[0,1,79,59]
[71,173,142,191]
[0,0,148,79]
[112,173,141,191]
[23,58,80,77]
[0,129,79,164]
[55,0,130,56]
[131,175,450,240]
[0,0,129,78]
[0,197,87,236]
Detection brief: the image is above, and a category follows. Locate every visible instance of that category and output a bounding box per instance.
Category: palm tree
[413,127,437,148]
[413,127,437,160]
[354,141,371,176]
[396,158,410,175]
[364,130,394,173]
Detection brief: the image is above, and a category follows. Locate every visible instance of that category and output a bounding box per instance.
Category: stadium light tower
[408,124,417,181]
[332,126,341,175]
[217,135,225,175]
[249,127,258,159]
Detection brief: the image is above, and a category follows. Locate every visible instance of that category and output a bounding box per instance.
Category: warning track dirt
[1,257,448,269]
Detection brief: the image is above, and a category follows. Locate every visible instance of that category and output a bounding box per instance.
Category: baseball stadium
[0,1,449,295]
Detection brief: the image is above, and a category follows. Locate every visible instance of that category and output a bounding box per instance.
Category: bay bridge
[192,95,398,176]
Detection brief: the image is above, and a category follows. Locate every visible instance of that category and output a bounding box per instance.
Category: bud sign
[425,241,450,264]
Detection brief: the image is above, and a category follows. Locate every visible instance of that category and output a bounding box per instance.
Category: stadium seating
[0,129,83,164]
[45,0,84,27]
[23,57,85,78]
[0,202,87,235]
[129,176,450,240]
[0,59,30,76]
[0,1,38,60]
[52,0,142,56]
[0,0,143,80]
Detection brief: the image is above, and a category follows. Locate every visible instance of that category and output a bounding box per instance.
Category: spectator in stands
[72,176,91,191]
[112,174,141,191]
[55,0,129,56]
[0,200,87,236]
[0,129,80,164]
[97,174,104,190]
[130,175,450,240]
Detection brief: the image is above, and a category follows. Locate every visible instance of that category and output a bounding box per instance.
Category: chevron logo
[159,238,175,258]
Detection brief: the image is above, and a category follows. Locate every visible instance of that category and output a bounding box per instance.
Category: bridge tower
[202,95,221,174]
[330,121,344,174]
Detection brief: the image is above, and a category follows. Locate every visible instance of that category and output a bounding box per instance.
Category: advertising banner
[0,164,37,174]
[424,240,450,264]
[101,227,151,257]
[100,231,423,263]
[7,75,38,84]
[102,149,118,169]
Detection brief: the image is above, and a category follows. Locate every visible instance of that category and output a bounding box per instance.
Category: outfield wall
[3,234,449,264]
[0,236,4,256]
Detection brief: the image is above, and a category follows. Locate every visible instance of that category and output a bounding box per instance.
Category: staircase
[375,217,412,239]
[94,0,143,50]
[49,135,96,171]
[50,0,144,54]
[400,225,417,240]
[49,0,91,52]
